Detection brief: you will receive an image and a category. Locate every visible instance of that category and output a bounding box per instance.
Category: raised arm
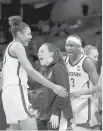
[11,42,68,97]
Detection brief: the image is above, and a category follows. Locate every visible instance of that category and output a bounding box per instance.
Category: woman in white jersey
[65,35,99,130]
[70,45,100,99]
[2,16,68,130]
[71,45,102,129]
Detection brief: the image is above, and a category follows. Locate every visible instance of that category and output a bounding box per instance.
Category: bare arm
[70,58,99,98]
[74,69,102,96]
[83,57,99,85]
[10,42,68,97]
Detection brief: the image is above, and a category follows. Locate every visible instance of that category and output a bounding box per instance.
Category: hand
[33,109,40,119]
[49,115,59,129]
[70,91,82,99]
[28,106,40,118]
[53,85,68,97]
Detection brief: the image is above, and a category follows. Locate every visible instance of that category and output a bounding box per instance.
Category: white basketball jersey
[2,42,29,90]
[66,55,89,93]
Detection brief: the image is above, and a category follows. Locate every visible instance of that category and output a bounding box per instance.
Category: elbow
[26,67,34,77]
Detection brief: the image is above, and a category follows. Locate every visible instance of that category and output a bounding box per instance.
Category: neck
[13,37,24,46]
[13,37,20,43]
[70,53,83,65]
[46,58,53,66]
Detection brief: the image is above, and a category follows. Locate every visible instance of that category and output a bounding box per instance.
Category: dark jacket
[39,61,73,120]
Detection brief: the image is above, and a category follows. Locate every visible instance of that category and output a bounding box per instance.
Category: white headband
[66,36,82,46]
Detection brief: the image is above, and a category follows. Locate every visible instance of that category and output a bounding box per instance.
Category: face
[65,40,80,57]
[18,27,32,46]
[38,44,53,66]
[89,49,99,64]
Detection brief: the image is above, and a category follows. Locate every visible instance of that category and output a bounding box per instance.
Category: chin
[40,62,45,66]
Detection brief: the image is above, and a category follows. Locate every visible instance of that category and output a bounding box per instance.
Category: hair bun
[8,16,22,27]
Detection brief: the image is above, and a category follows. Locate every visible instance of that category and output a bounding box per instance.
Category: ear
[17,31,23,38]
[50,52,53,57]
[78,46,82,53]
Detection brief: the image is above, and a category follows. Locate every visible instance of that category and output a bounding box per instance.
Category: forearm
[80,75,101,96]
[28,68,55,90]
[79,86,98,95]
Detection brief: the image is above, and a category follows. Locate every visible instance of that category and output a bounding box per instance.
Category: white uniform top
[66,55,99,125]
[2,42,29,90]
[66,55,90,96]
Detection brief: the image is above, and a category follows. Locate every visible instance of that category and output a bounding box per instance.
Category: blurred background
[0,0,102,73]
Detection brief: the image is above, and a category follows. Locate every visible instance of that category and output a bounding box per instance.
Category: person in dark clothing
[37,43,73,130]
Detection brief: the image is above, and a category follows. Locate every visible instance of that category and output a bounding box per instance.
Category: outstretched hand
[53,85,68,97]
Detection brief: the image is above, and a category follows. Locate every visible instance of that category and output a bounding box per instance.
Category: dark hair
[44,43,66,66]
[8,16,29,36]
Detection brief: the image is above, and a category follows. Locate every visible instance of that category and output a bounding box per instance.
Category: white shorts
[2,85,31,124]
[71,96,98,126]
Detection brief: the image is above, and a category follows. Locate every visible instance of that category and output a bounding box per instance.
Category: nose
[30,35,32,39]
[95,57,98,62]
[38,52,40,58]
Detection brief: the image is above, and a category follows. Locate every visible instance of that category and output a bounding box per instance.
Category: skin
[88,49,99,65]
[65,40,82,65]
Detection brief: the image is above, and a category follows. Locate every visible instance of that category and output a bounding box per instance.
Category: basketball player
[65,35,99,130]
[71,46,102,128]
[1,16,68,130]
[70,45,100,98]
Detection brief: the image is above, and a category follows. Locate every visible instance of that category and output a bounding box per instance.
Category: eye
[40,50,44,53]
[70,44,75,47]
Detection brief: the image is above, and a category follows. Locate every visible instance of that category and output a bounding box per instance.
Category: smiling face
[65,40,81,58]
[38,44,53,66]
[17,27,32,46]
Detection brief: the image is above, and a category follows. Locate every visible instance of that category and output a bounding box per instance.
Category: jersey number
[70,78,75,87]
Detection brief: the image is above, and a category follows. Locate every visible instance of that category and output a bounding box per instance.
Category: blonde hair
[84,45,98,55]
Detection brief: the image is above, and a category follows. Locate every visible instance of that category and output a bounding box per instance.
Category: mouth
[28,39,31,43]
[39,57,43,61]
[67,51,72,53]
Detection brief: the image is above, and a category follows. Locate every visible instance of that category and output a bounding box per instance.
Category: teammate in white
[2,16,68,130]
[65,35,99,130]
[71,45,102,129]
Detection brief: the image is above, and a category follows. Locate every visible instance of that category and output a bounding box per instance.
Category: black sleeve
[52,63,70,116]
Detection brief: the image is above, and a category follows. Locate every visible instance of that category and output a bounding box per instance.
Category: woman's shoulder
[52,63,66,74]
[53,62,65,68]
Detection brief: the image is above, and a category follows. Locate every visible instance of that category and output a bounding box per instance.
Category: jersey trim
[8,42,17,59]
[17,62,35,118]
[69,55,84,67]
[65,56,69,63]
